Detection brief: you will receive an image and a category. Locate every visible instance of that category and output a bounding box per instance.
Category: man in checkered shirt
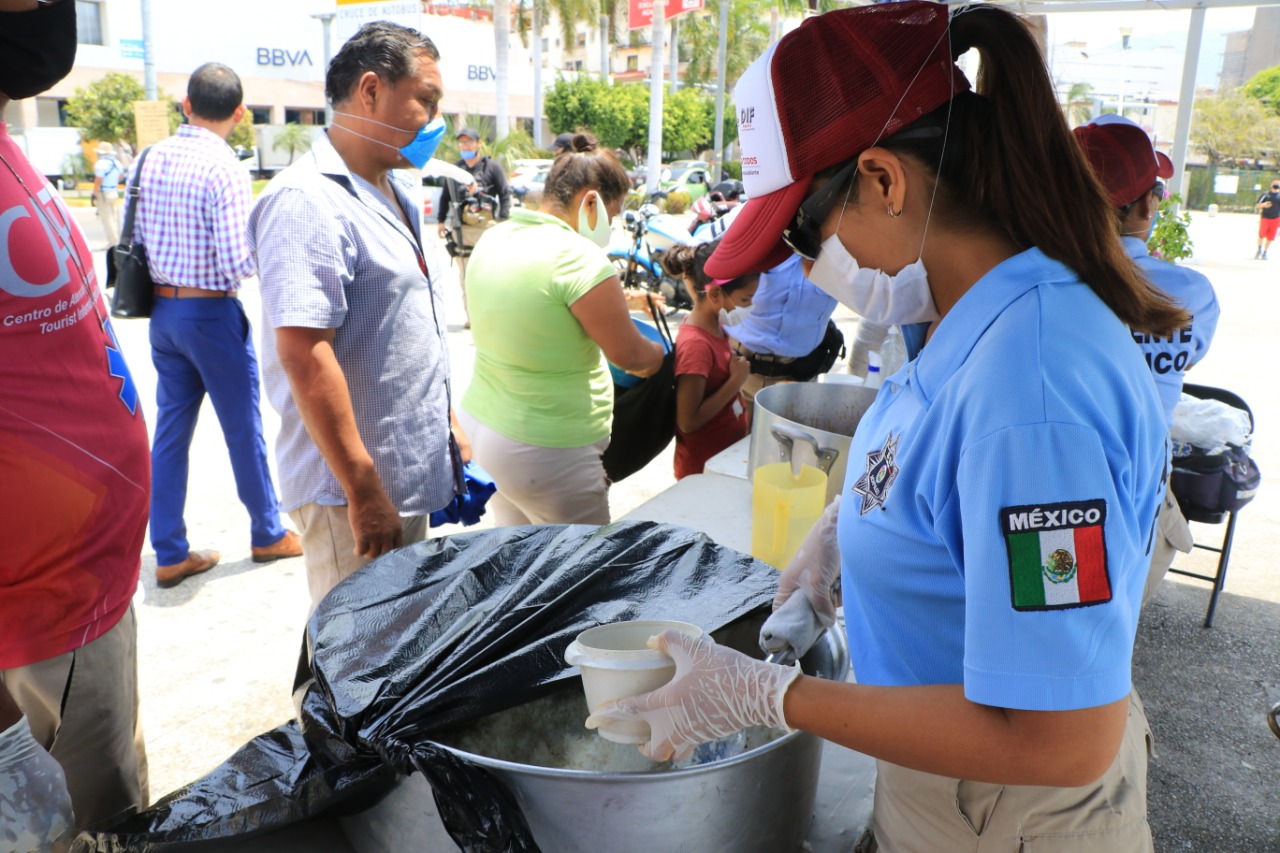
[130,62,301,588]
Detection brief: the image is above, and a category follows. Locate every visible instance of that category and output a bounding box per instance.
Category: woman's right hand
[586,630,801,762]
[759,496,842,661]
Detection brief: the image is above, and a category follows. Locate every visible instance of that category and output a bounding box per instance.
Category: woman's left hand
[623,288,666,318]
[585,630,802,762]
[450,409,473,463]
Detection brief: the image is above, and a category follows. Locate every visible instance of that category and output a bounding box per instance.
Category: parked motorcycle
[609,201,694,310]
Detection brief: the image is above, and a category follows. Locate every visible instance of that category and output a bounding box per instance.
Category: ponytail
[542,130,632,209]
[661,240,754,299]
[888,5,1188,337]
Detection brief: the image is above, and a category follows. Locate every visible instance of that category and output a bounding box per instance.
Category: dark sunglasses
[782,126,945,261]
[781,158,858,261]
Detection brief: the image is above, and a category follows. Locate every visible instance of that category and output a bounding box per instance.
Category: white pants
[96,193,121,246]
[459,410,611,527]
[289,503,429,611]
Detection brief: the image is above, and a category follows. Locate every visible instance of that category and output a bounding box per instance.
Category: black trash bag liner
[296,521,777,851]
[71,720,395,853]
[79,522,776,852]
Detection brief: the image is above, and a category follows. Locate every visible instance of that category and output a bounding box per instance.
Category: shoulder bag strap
[117,146,151,249]
[648,293,674,350]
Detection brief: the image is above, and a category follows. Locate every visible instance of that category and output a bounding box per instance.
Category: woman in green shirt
[460,133,664,525]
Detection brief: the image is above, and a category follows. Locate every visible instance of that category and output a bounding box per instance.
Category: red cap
[1074,116,1172,207]
[706,1,969,280]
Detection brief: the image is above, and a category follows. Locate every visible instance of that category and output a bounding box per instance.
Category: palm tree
[679,0,769,91]
[272,122,314,165]
[1066,82,1095,126]
[768,0,842,45]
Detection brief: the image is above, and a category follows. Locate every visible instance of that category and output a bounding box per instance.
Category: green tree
[272,122,314,165]
[63,72,180,149]
[1065,82,1094,126]
[1242,65,1280,115]
[657,86,715,155]
[1148,193,1194,263]
[545,75,648,152]
[1190,91,1280,169]
[229,108,255,152]
[679,0,769,91]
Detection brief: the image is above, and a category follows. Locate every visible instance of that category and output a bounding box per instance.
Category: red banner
[628,0,704,30]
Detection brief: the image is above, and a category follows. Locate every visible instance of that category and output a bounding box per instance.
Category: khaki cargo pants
[869,691,1154,852]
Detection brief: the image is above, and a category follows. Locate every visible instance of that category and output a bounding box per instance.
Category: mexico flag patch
[1001,500,1112,611]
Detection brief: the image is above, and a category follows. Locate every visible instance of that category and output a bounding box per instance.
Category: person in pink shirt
[0,0,149,834]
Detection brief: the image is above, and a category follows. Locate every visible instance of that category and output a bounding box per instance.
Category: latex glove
[0,717,75,853]
[585,630,801,763]
[848,319,890,378]
[759,496,842,661]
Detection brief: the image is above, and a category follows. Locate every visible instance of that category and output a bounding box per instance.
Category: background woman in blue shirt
[589,3,1188,849]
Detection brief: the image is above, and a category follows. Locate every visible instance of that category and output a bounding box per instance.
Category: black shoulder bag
[109,146,156,319]
[602,297,678,483]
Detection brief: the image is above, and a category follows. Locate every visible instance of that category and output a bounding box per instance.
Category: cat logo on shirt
[853,432,900,515]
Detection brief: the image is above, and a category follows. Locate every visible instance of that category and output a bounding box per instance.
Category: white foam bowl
[564,619,703,744]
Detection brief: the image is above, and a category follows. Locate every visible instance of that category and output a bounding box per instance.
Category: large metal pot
[749,382,880,505]
[341,619,849,853]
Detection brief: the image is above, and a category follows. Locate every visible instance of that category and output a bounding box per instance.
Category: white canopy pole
[1170,6,1206,202]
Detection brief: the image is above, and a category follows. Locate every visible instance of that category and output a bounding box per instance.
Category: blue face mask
[460,149,478,162]
[332,112,446,169]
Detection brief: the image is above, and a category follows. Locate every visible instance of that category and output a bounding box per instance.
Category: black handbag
[109,146,155,319]
[602,298,677,483]
[1171,444,1261,515]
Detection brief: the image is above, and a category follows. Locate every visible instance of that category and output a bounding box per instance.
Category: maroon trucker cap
[705,1,970,280]
[1073,119,1172,208]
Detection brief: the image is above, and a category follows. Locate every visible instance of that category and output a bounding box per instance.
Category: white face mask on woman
[577,191,612,248]
[806,234,939,326]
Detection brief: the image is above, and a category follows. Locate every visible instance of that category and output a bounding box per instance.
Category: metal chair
[1167,383,1255,628]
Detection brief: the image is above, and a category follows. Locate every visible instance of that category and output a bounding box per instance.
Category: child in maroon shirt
[662,242,760,479]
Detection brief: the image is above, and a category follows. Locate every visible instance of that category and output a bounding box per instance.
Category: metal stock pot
[341,618,849,853]
[749,382,880,505]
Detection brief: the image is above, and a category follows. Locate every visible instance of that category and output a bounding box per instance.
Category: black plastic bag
[71,721,395,853]
[84,522,777,852]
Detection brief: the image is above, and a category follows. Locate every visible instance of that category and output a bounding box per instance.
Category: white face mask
[719,305,753,327]
[577,191,612,248]
[807,234,939,326]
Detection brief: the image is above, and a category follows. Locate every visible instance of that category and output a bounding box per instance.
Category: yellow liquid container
[751,462,828,570]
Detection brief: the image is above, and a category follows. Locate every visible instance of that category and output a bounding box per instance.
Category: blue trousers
[148,296,285,566]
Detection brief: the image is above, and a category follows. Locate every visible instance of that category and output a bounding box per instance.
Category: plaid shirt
[129,124,254,290]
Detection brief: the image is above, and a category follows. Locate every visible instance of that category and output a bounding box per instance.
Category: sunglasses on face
[782,158,859,261]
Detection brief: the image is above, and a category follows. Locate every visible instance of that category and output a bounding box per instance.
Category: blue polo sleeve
[951,422,1147,712]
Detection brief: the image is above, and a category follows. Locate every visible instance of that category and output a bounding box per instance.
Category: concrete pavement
[70,205,1279,850]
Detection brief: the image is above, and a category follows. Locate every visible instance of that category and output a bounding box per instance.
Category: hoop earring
[887,203,903,218]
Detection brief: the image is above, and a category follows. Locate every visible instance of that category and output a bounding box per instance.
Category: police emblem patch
[853,432,900,515]
[1000,499,1112,611]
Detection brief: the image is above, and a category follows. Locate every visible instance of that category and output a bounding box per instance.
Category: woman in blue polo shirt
[587,4,1187,849]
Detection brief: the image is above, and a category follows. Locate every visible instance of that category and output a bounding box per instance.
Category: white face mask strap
[917,24,959,261]
[333,110,411,135]
[329,121,400,153]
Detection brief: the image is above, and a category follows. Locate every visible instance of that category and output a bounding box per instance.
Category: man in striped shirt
[130,62,300,587]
